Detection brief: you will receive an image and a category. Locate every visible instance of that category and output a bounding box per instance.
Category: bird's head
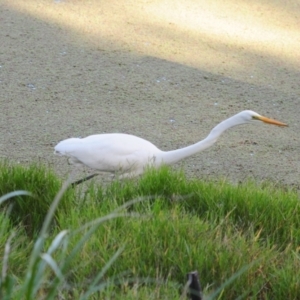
[239,110,287,126]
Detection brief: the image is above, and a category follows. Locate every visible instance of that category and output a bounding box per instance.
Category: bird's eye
[252,116,259,120]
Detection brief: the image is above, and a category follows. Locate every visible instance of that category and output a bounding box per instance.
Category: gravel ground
[1,0,299,186]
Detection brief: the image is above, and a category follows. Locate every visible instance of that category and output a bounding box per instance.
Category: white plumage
[54,110,287,178]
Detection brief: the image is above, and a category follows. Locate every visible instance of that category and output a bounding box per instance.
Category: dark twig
[71,173,99,187]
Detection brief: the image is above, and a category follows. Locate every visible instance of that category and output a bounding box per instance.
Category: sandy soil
[0,0,299,186]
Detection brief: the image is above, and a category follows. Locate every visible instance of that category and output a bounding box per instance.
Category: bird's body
[54,110,287,178]
[55,134,161,176]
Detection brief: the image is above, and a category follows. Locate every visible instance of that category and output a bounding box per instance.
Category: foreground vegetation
[0,161,299,299]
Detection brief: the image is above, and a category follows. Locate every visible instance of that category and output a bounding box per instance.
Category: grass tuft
[0,160,75,237]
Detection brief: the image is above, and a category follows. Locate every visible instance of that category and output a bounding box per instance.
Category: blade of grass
[80,245,125,299]
[16,176,73,299]
[40,253,64,281]
[0,191,32,205]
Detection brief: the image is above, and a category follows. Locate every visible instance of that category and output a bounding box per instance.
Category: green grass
[0,160,76,237]
[0,161,300,299]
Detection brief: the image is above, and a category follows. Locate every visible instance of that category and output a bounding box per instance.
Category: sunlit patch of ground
[6,0,300,82]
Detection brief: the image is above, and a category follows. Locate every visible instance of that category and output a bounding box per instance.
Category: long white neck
[156,114,246,165]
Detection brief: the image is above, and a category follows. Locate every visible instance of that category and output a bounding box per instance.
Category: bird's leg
[71,173,99,187]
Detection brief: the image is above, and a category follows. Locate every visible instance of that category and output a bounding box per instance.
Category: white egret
[54,110,287,182]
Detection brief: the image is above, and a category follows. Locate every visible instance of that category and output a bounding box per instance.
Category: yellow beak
[257,115,288,127]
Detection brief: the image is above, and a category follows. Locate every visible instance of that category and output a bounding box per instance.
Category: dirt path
[1,0,299,186]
